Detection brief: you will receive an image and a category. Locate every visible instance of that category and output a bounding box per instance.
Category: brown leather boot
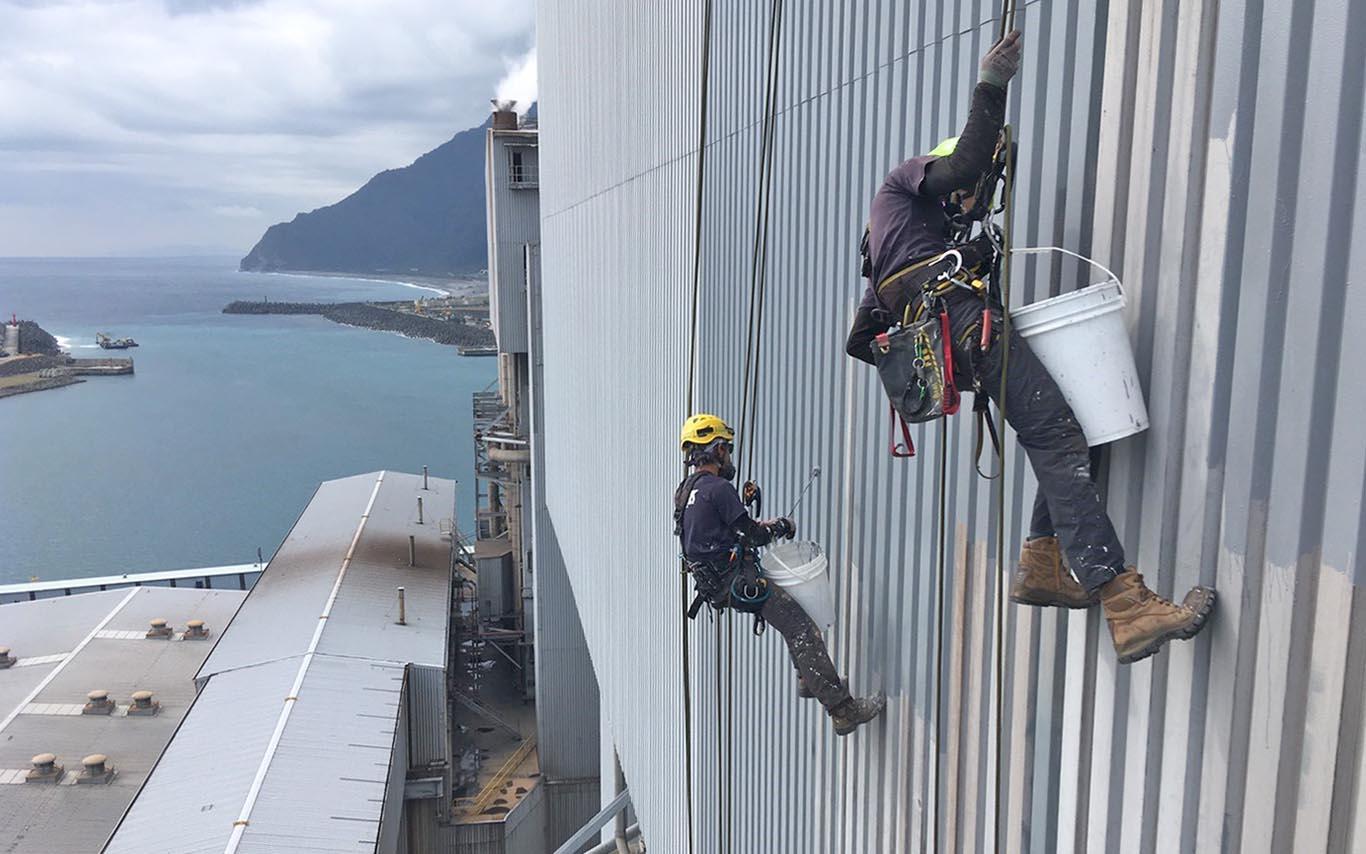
[1100,569,1216,664]
[1008,537,1097,609]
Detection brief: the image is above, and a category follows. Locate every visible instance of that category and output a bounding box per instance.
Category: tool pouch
[870,305,960,424]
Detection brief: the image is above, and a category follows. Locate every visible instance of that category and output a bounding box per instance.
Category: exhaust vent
[25,753,63,784]
[76,754,115,785]
[145,618,173,639]
[127,690,160,717]
[0,647,13,669]
[490,99,518,130]
[83,689,115,716]
[183,619,209,640]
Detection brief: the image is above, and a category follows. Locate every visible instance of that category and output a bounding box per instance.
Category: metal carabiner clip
[929,248,964,281]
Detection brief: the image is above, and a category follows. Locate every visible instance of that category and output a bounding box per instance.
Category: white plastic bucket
[761,541,836,630]
[1008,247,1149,446]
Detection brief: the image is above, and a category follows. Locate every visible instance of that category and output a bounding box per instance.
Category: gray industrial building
[0,587,246,854]
[537,1,1366,853]
[454,102,606,853]
[104,470,457,854]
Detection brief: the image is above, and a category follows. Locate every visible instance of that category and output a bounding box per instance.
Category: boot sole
[1116,588,1218,665]
[1009,591,1098,610]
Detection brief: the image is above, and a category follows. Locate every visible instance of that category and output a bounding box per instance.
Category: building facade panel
[539,1,1366,851]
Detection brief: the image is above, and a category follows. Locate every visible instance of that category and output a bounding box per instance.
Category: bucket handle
[1010,246,1122,298]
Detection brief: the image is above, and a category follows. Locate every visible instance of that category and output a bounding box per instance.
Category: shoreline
[238,268,485,298]
[222,299,495,351]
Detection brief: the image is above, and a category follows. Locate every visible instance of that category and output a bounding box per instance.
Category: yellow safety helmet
[928,136,959,157]
[679,413,735,450]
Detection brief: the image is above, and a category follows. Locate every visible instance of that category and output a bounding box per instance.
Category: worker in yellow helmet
[844,30,1215,664]
[674,414,885,735]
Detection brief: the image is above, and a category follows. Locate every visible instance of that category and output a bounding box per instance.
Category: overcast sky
[0,0,536,257]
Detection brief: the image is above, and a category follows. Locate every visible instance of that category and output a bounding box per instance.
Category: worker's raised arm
[920,30,1021,197]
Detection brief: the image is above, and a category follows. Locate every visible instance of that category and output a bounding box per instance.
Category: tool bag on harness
[860,234,1000,458]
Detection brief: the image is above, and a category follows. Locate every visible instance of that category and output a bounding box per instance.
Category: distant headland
[223,295,495,354]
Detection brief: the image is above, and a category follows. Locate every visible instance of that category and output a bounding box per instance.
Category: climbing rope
[681,3,714,852]
[730,1,786,848]
[990,1,1016,847]
[991,121,1014,854]
[930,4,1017,848]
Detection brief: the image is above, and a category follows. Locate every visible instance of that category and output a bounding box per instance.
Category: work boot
[1008,537,1097,609]
[1100,569,1216,665]
[829,691,886,736]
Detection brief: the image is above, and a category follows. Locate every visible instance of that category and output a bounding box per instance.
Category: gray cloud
[0,0,535,256]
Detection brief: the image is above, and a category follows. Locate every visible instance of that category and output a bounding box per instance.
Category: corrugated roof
[236,657,406,854]
[0,587,247,854]
[199,471,453,678]
[106,471,452,854]
[102,657,299,854]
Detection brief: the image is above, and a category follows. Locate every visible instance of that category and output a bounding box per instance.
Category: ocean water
[0,256,493,585]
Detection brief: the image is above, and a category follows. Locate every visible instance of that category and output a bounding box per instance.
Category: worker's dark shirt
[861,154,950,310]
[848,81,1008,364]
[679,472,747,564]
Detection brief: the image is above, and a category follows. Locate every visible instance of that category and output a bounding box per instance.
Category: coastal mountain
[240,110,523,278]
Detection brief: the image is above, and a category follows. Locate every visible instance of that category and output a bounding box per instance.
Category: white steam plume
[495,47,537,109]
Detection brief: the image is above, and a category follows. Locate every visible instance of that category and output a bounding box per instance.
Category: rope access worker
[845,30,1216,664]
[675,414,886,735]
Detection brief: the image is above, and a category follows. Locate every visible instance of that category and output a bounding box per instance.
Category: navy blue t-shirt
[679,472,748,564]
[859,154,953,310]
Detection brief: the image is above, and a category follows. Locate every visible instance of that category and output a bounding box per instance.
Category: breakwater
[223,300,495,349]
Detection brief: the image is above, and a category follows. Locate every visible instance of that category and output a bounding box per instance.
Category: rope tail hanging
[992,120,1015,854]
[681,2,714,852]
[992,0,1017,848]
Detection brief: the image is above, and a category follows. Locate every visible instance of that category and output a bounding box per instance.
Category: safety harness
[862,133,1011,475]
[673,471,771,635]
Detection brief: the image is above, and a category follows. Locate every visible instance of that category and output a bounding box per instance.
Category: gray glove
[979,29,1023,89]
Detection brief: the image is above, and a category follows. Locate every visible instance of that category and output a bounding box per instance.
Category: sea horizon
[0,255,493,585]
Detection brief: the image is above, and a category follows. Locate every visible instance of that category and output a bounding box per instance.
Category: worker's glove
[763,517,797,540]
[979,29,1023,89]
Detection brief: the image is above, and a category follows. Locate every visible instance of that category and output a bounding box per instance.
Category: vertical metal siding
[408,663,451,775]
[538,1,1366,852]
[381,669,412,854]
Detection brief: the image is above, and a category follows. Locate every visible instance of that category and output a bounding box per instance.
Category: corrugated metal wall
[538,1,1366,852]
[487,131,541,354]
[382,669,411,854]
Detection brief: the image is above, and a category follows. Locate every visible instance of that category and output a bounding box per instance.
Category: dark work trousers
[761,584,850,710]
[1030,446,1105,539]
[942,291,1125,593]
[690,566,851,710]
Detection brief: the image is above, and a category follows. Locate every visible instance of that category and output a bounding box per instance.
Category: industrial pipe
[487,446,531,463]
[584,825,642,854]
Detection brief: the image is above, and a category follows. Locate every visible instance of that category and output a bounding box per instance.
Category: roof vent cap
[183,619,209,640]
[83,689,115,716]
[26,753,63,784]
[128,690,160,717]
[0,647,13,669]
[145,618,173,639]
[77,754,115,785]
